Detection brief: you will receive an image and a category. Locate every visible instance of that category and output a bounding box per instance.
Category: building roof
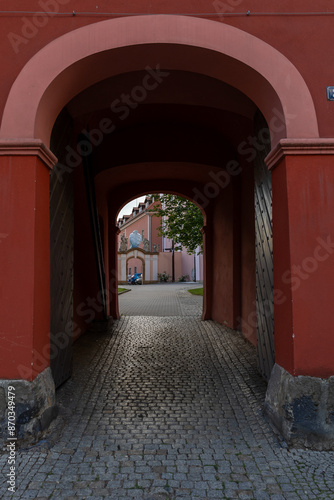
[117,196,154,227]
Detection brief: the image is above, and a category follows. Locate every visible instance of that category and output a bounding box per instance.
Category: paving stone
[119,283,203,317]
[0,285,333,499]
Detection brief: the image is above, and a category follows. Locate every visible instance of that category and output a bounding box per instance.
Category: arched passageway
[1,15,334,450]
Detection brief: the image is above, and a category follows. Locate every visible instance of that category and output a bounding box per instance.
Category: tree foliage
[149,194,203,254]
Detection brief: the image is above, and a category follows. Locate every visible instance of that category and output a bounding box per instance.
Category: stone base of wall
[264,364,334,451]
[0,368,57,447]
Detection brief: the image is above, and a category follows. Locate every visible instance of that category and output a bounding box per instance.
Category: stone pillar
[0,140,58,445]
[264,139,334,450]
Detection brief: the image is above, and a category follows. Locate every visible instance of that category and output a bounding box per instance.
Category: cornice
[265,139,334,170]
[0,139,58,170]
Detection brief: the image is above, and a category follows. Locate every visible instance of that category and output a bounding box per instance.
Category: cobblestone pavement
[1,290,334,499]
[119,284,203,317]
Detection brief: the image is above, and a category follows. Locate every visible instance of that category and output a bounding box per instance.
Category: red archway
[1,14,334,449]
[0,15,318,145]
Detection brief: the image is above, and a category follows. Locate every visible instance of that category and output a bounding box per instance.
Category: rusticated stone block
[264,363,334,450]
[0,367,57,447]
[0,387,6,414]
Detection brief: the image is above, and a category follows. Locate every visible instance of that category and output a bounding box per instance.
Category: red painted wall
[211,180,236,327]
[0,156,50,380]
[273,155,334,377]
[0,2,333,137]
[210,168,256,343]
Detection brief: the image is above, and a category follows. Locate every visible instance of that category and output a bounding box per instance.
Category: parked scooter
[128,272,142,285]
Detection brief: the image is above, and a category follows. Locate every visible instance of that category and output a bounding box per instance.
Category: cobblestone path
[119,284,203,317]
[1,310,334,498]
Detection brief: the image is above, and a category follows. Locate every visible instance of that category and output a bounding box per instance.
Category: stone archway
[121,249,159,285]
[119,250,146,284]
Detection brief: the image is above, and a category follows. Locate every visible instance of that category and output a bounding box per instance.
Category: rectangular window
[134,266,137,273]
[142,229,144,239]
[128,267,131,275]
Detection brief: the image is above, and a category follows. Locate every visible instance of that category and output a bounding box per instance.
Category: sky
[117,196,147,219]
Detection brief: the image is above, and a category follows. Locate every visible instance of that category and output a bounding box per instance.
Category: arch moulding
[0,15,319,147]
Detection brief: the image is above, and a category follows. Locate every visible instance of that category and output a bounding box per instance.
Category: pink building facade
[117,197,203,283]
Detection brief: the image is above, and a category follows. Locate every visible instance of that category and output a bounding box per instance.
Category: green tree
[149,194,203,254]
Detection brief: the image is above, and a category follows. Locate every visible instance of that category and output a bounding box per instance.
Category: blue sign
[327,87,334,101]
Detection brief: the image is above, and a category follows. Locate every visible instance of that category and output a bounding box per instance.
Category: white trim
[145,255,151,281]
[153,255,158,281]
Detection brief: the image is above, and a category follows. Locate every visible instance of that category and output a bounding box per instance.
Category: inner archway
[109,189,208,319]
[47,51,275,387]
